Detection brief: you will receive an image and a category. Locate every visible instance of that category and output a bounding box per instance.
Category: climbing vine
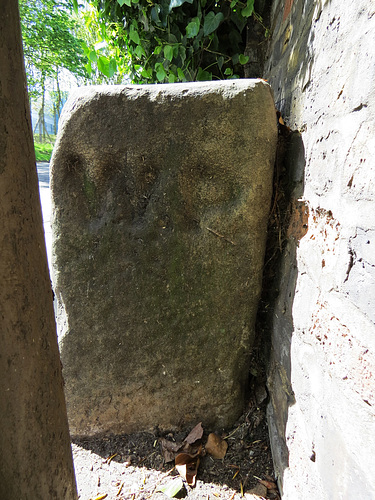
[80,0,259,83]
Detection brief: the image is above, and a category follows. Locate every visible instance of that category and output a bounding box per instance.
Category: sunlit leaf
[89,50,97,62]
[84,62,92,76]
[156,477,185,498]
[175,453,200,487]
[169,0,193,11]
[109,58,117,77]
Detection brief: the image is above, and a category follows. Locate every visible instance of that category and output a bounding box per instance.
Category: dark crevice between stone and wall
[250,117,307,487]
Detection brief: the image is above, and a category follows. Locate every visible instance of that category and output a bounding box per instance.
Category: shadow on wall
[259,0,324,493]
[258,126,306,494]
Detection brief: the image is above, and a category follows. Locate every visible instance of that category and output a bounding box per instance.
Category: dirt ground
[72,392,280,500]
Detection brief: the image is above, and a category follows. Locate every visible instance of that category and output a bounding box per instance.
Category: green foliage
[78,4,131,83]
[86,0,258,83]
[34,140,55,162]
[20,0,86,99]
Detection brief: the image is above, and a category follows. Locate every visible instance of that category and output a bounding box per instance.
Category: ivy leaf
[117,0,131,6]
[169,0,193,11]
[217,55,224,70]
[203,12,224,36]
[89,50,97,63]
[196,67,212,81]
[155,62,167,81]
[109,58,117,77]
[239,54,249,64]
[164,45,174,62]
[97,56,115,78]
[177,67,186,81]
[224,67,233,75]
[179,45,186,64]
[135,45,146,58]
[186,17,200,38]
[141,67,152,78]
[129,29,140,44]
[84,62,92,76]
[151,5,161,23]
[241,0,254,17]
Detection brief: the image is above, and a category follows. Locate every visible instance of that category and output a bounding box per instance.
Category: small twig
[223,424,241,439]
[106,453,118,464]
[206,227,236,245]
[138,451,155,465]
[116,482,124,496]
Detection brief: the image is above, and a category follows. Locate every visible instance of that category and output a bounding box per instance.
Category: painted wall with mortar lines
[264,0,375,497]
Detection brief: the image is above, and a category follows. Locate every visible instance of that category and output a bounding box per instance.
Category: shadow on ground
[72,397,280,499]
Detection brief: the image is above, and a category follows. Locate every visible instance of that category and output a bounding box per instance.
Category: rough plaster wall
[264,0,375,498]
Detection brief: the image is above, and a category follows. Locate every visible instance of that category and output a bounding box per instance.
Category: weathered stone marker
[51,80,277,436]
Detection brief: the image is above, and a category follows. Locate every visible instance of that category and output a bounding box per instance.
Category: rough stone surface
[51,80,277,436]
[264,0,375,498]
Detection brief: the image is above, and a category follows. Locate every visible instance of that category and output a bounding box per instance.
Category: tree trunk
[0,2,77,499]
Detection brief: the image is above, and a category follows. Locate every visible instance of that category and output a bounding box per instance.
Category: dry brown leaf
[160,437,182,463]
[184,422,203,445]
[205,433,228,459]
[248,482,268,497]
[258,478,277,490]
[175,453,200,487]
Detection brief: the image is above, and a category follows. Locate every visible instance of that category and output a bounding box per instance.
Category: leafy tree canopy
[20,0,86,100]
[82,0,258,83]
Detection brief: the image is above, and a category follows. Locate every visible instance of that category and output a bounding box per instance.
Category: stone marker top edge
[63,78,271,107]
[70,77,268,96]
[56,79,274,137]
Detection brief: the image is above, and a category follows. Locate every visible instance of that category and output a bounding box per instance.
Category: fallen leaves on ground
[159,422,232,489]
[205,433,228,459]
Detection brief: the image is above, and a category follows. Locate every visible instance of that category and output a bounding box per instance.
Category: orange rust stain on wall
[283,0,294,21]
[287,199,309,242]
